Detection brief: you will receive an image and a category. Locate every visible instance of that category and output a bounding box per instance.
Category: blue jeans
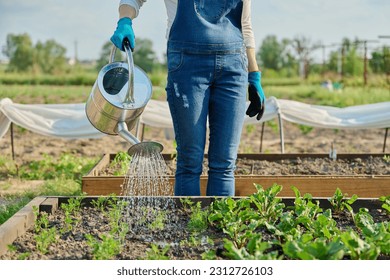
[166,49,248,196]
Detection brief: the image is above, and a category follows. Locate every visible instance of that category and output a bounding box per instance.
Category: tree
[290,35,320,79]
[96,38,157,73]
[258,35,284,71]
[34,40,67,74]
[133,38,157,73]
[3,33,34,72]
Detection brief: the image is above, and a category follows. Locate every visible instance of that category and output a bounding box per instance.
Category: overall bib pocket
[194,0,227,22]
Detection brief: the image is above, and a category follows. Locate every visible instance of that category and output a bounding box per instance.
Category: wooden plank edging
[0,197,47,255]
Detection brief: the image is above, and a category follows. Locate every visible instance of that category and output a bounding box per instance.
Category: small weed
[144,244,170,260]
[383,155,390,163]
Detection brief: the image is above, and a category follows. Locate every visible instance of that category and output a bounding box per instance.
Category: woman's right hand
[110,17,135,51]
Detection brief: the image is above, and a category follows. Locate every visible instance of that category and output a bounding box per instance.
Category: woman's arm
[118,0,146,19]
[241,0,259,72]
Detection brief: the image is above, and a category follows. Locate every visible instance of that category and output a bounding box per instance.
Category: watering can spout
[117,121,164,156]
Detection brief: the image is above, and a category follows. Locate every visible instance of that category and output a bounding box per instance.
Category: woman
[111,0,265,196]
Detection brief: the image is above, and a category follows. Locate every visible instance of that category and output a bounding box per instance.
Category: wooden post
[384,128,389,153]
[277,114,285,154]
[259,122,265,153]
[10,122,15,160]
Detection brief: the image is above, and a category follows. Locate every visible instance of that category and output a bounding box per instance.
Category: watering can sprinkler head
[128,141,164,156]
[116,121,163,156]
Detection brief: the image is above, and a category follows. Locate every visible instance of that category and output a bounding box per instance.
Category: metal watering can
[85,41,163,155]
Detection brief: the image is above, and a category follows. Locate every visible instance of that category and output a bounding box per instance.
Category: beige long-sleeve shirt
[118,0,259,72]
[119,0,256,48]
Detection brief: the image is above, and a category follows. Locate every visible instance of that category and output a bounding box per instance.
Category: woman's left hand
[246,71,265,120]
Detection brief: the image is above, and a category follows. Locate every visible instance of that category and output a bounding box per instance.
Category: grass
[0,153,99,225]
[265,84,390,107]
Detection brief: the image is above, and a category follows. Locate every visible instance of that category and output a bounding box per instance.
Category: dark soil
[98,155,390,176]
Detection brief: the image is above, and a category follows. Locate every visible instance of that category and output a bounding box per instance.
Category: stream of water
[121,149,175,231]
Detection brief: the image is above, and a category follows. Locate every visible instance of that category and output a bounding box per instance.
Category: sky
[1,0,390,62]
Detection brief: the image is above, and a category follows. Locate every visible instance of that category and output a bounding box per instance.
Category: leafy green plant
[290,186,322,229]
[328,188,358,214]
[340,230,380,260]
[209,197,258,248]
[379,195,390,214]
[187,201,209,232]
[283,235,345,260]
[148,209,167,231]
[85,233,121,260]
[34,227,57,254]
[144,244,170,260]
[201,250,217,260]
[224,234,280,260]
[33,206,57,254]
[18,153,98,182]
[109,152,132,176]
[91,196,110,213]
[249,184,285,224]
[383,154,390,163]
[60,196,84,232]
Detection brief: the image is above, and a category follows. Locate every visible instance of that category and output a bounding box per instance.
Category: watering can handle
[109,39,135,104]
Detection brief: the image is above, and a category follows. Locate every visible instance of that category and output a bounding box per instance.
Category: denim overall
[166,0,248,196]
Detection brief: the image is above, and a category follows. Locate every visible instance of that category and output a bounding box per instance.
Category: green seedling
[86,233,121,260]
[291,186,323,229]
[283,235,345,260]
[224,234,280,260]
[340,230,380,260]
[328,188,358,214]
[109,152,132,176]
[201,250,217,260]
[250,184,285,224]
[148,209,167,231]
[91,196,109,213]
[187,201,208,232]
[209,197,259,248]
[180,233,213,247]
[144,244,170,260]
[383,155,390,163]
[379,195,390,214]
[34,227,57,254]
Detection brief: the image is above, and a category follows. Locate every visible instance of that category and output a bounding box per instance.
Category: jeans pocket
[167,51,183,73]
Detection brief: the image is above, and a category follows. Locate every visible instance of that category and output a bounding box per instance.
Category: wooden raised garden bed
[0,194,388,259]
[82,153,390,198]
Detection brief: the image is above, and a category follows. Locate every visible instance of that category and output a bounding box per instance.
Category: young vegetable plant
[208,197,258,249]
[290,186,323,229]
[224,234,281,260]
[328,188,358,214]
[283,235,345,260]
[109,151,132,176]
[33,206,57,254]
[85,233,121,260]
[144,244,170,260]
[249,183,285,225]
[379,195,390,214]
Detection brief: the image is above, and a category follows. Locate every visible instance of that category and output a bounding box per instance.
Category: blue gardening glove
[110,17,135,51]
[246,71,266,121]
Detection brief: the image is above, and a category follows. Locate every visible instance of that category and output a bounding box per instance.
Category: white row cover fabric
[0,97,389,140]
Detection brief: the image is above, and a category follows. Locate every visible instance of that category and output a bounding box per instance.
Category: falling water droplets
[120,149,175,232]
